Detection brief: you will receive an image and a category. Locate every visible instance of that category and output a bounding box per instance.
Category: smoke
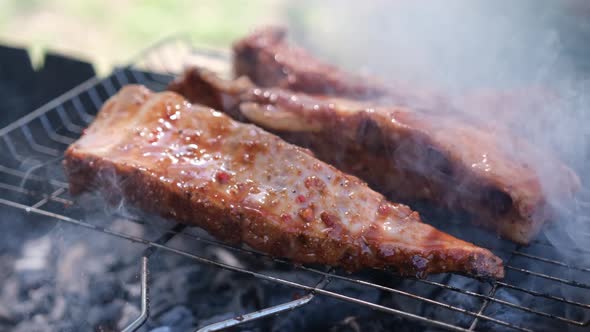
[286,0,590,257]
[283,1,590,329]
[290,1,587,87]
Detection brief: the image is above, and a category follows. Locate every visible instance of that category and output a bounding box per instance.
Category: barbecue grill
[0,37,588,332]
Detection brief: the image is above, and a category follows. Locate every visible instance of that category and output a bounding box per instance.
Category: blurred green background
[1,0,587,85]
[0,0,291,74]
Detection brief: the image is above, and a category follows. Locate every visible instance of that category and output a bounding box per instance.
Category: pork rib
[64,85,503,278]
[232,26,446,110]
[233,26,564,133]
[169,68,580,244]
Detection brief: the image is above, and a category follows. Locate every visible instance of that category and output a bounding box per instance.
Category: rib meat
[232,26,447,110]
[233,26,570,140]
[169,68,580,244]
[63,85,503,278]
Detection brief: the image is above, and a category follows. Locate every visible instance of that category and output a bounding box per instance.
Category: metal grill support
[121,256,149,332]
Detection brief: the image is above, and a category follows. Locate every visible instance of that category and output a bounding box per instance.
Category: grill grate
[0,37,588,331]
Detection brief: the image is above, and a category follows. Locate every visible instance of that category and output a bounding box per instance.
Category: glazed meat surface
[169,68,580,244]
[64,85,503,278]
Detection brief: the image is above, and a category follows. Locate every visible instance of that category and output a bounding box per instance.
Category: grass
[0,0,284,74]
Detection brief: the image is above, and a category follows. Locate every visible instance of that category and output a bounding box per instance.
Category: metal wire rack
[0,37,589,331]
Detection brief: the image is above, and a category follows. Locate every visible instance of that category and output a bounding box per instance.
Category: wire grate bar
[127,69,151,86]
[511,250,590,272]
[121,256,149,332]
[294,266,526,330]
[0,164,68,188]
[196,295,315,332]
[71,96,96,124]
[113,69,130,87]
[20,125,60,157]
[468,284,498,331]
[87,86,104,111]
[101,77,117,96]
[0,76,103,137]
[30,187,67,210]
[418,278,590,313]
[293,264,587,327]
[2,135,26,162]
[495,281,590,309]
[39,114,76,145]
[55,106,84,134]
[505,265,590,289]
[468,248,520,331]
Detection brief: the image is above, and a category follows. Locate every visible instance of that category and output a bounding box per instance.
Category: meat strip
[64,85,503,278]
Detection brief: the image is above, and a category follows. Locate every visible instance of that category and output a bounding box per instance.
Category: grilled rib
[233,26,387,99]
[169,68,580,244]
[232,25,445,110]
[63,85,503,278]
[233,26,554,131]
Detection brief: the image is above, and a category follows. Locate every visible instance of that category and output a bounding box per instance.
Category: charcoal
[17,270,50,291]
[86,299,125,327]
[158,305,194,331]
[150,327,172,332]
[87,274,123,305]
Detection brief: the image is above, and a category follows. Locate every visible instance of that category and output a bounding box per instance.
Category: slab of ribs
[64,85,503,278]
